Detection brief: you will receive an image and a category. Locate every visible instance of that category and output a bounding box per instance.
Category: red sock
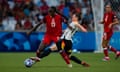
[103,48,108,57]
[60,50,70,64]
[108,46,117,53]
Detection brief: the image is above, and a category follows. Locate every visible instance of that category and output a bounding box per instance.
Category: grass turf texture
[0,52,120,72]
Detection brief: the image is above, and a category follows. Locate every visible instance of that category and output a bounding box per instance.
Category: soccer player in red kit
[100,4,120,61]
[27,7,71,66]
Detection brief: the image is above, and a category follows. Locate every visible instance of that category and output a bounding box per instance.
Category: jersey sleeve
[113,13,117,20]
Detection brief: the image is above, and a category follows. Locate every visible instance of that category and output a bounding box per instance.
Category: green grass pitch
[0,52,120,72]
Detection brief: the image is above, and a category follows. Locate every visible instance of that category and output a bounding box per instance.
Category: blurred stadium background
[0,0,120,52]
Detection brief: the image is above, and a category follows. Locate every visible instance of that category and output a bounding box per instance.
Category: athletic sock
[103,48,109,57]
[70,55,82,64]
[108,45,117,53]
[39,48,52,58]
[60,50,70,64]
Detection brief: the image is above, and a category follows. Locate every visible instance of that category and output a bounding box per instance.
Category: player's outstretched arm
[27,23,41,35]
[75,22,87,32]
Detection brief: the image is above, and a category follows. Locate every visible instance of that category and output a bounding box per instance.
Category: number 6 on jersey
[51,18,56,27]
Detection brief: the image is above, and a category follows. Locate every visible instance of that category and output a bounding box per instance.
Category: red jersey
[44,14,63,36]
[103,11,117,32]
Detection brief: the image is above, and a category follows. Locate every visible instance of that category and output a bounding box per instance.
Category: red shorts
[103,31,113,40]
[43,34,59,45]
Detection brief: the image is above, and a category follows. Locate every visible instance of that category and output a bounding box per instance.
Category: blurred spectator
[33,0,47,7]
[15,20,22,30]
[57,0,65,13]
[30,6,40,18]
[13,2,25,21]
[62,4,70,18]
[8,0,15,9]
[40,1,49,16]
[14,0,24,4]
[0,18,3,31]
[0,0,94,31]
[83,7,93,31]
[22,16,33,30]
[46,0,60,7]
[2,15,17,31]
[0,0,9,9]
[23,5,31,16]
[0,5,3,20]
[72,0,82,14]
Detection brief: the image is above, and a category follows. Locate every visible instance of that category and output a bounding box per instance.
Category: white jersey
[61,22,78,40]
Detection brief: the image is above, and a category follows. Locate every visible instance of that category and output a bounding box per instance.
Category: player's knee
[38,48,43,51]
[102,40,108,48]
[70,56,74,60]
[50,47,58,51]
[102,44,106,48]
[102,43,108,48]
[50,44,58,51]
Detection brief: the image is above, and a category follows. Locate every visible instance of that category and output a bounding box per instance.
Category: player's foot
[102,57,110,61]
[30,57,41,62]
[30,59,36,66]
[82,62,90,67]
[115,51,120,60]
[68,64,72,68]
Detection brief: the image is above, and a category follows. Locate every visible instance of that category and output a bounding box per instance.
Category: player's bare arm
[27,22,42,35]
[109,18,119,28]
[99,21,104,24]
[74,22,87,32]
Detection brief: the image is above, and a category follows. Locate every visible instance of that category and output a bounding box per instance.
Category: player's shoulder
[109,11,115,16]
[45,14,50,18]
[104,11,114,14]
[110,11,117,18]
[70,22,76,27]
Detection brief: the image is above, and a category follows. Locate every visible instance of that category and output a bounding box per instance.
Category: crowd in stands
[0,0,94,31]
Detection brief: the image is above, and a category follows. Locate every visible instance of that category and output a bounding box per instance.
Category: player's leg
[36,41,48,57]
[102,32,110,61]
[36,35,52,57]
[102,39,110,61]
[56,39,71,67]
[69,55,90,67]
[39,44,58,58]
[30,35,51,61]
[65,40,90,67]
[108,45,120,59]
[107,32,120,59]
[30,41,48,62]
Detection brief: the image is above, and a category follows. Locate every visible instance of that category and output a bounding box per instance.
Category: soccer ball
[24,58,34,68]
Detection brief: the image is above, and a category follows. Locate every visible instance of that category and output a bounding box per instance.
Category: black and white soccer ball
[24,58,34,68]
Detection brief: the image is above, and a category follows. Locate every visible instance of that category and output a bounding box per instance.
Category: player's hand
[99,21,104,24]
[109,24,113,28]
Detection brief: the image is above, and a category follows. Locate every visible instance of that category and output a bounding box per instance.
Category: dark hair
[73,13,82,21]
[51,6,57,12]
[49,6,56,13]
